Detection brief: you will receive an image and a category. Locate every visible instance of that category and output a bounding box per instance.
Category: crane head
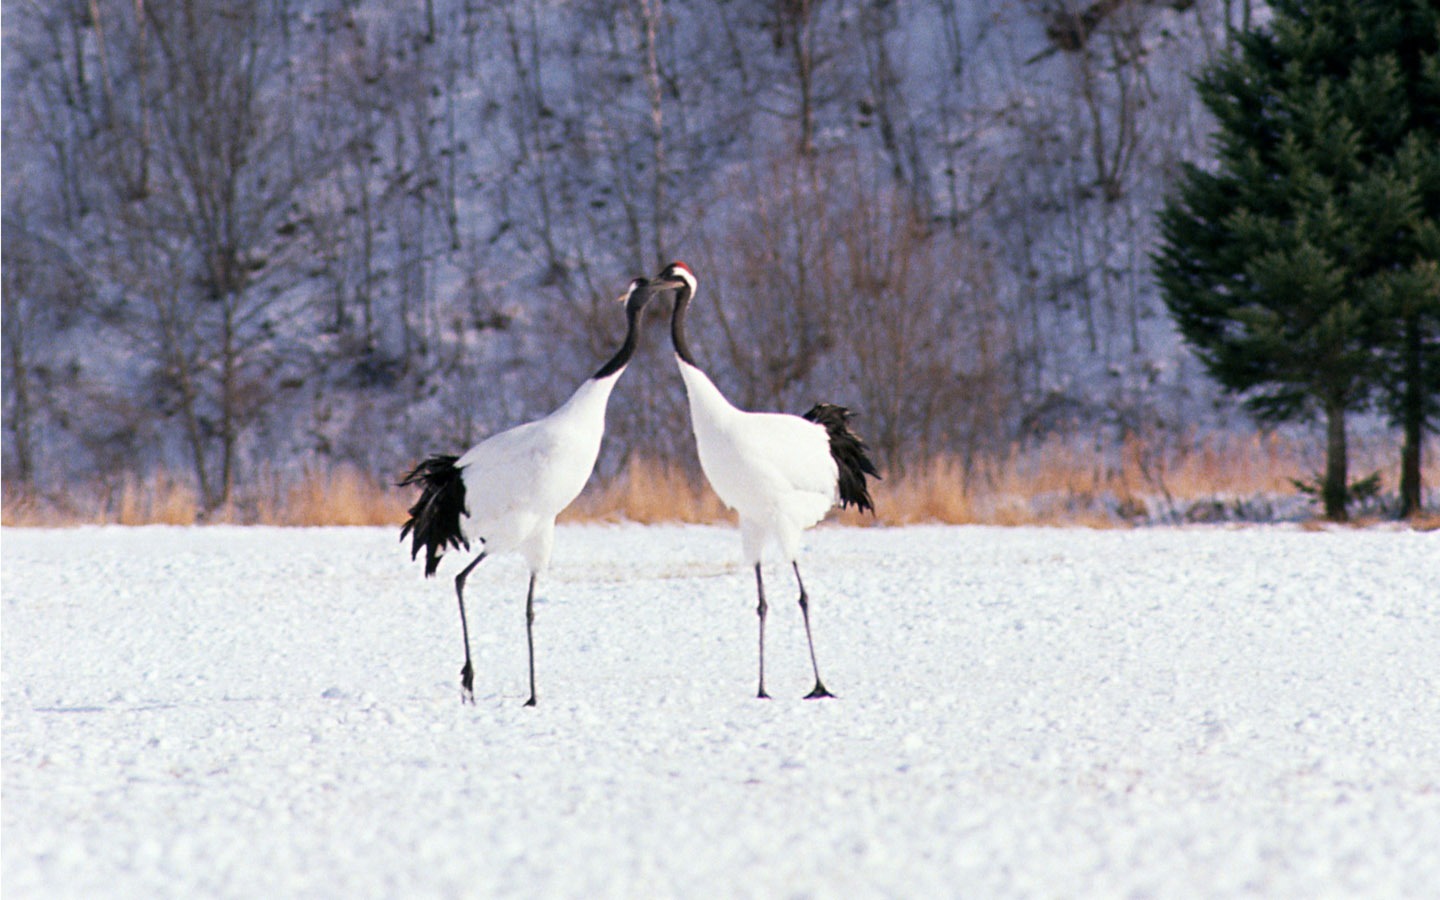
[650,261,697,297]
[617,276,658,311]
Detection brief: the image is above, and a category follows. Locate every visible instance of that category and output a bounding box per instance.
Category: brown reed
[3,432,1434,528]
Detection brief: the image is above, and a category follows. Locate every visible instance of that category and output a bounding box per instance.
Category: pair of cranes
[400,262,878,706]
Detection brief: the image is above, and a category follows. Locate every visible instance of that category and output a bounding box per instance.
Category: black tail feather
[802,403,880,514]
[399,454,470,577]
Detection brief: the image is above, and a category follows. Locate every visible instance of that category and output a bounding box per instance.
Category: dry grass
[905,431,1434,526]
[563,457,729,524]
[832,432,1318,527]
[4,433,1436,528]
[259,466,410,526]
[2,465,408,528]
[114,471,203,526]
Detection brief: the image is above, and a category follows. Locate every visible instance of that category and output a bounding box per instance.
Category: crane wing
[696,410,838,534]
[737,412,839,499]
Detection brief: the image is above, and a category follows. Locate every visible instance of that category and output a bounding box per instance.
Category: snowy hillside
[4,0,1275,506]
[4,524,1438,896]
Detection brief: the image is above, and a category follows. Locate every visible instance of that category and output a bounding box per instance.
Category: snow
[4,523,1439,897]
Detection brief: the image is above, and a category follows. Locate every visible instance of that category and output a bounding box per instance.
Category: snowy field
[3,523,1439,898]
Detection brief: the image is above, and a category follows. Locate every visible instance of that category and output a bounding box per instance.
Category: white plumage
[677,365,838,562]
[654,261,878,699]
[452,377,618,569]
[401,277,657,705]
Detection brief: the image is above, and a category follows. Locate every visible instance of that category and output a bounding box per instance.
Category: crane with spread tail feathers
[651,261,879,699]
[400,277,658,705]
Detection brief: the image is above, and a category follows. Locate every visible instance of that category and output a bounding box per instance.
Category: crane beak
[649,277,688,292]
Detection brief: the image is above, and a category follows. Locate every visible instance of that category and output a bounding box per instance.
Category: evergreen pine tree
[1156,0,1440,520]
[1363,3,1440,518]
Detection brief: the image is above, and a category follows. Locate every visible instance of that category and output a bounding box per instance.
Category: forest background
[3,0,1434,526]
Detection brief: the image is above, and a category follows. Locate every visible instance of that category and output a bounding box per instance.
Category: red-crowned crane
[652,261,878,699]
[400,277,658,706]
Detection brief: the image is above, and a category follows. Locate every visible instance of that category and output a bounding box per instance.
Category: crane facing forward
[652,261,878,699]
[400,278,658,705]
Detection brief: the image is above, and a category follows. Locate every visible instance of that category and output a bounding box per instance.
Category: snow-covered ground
[4,524,1438,897]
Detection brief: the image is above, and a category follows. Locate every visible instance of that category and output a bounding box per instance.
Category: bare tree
[0,219,84,490]
[635,0,669,267]
[770,0,822,157]
[835,189,1010,472]
[702,153,839,413]
[5,1,348,509]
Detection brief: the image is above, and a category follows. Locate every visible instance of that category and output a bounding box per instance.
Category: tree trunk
[638,0,666,267]
[1323,399,1349,522]
[1399,313,1424,518]
[218,293,238,510]
[1400,420,1422,519]
[174,355,213,512]
[155,294,213,510]
[2,284,36,487]
[132,0,152,200]
[782,0,816,158]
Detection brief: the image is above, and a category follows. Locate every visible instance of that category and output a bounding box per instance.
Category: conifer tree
[1364,3,1440,518]
[1156,0,1440,521]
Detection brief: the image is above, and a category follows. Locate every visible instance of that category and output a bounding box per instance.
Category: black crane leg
[523,573,538,707]
[793,563,835,699]
[755,564,771,699]
[453,551,488,704]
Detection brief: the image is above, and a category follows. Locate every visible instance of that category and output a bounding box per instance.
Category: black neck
[670,282,698,368]
[592,296,646,380]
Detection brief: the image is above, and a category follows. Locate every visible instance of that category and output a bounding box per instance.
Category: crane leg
[754,564,771,699]
[793,563,835,699]
[453,551,488,705]
[523,573,538,707]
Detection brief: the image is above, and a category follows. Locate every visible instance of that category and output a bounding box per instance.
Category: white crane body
[677,361,837,563]
[454,373,620,571]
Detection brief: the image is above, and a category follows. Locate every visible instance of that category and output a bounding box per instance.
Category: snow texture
[4,524,1439,897]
